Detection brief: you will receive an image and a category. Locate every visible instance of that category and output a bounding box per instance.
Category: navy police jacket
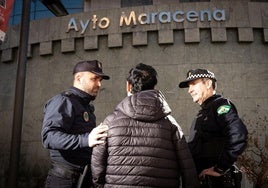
[188,94,248,174]
[41,86,96,169]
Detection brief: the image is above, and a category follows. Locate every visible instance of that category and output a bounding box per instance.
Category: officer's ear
[74,72,83,85]
[206,79,213,89]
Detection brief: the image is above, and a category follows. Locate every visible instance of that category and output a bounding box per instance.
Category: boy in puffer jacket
[91,63,199,188]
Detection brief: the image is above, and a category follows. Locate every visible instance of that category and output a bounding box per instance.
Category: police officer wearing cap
[42,60,110,188]
[179,69,248,188]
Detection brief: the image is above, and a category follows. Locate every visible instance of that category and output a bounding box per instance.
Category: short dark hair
[127,63,157,94]
[202,78,217,90]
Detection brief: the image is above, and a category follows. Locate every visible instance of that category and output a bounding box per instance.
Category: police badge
[83,111,89,122]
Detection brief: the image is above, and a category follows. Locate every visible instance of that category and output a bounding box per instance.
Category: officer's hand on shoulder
[88,123,108,147]
[199,167,222,178]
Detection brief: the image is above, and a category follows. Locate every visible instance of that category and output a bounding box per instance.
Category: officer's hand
[88,123,108,147]
[199,167,222,178]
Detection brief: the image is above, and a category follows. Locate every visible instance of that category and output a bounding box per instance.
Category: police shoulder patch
[217,105,231,115]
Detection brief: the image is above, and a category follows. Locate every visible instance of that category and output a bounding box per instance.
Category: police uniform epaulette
[63,91,72,97]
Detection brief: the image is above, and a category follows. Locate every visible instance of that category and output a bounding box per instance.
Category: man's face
[188,78,212,105]
[79,72,103,97]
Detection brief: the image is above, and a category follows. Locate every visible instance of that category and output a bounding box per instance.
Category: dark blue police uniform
[42,86,96,188]
[188,94,248,188]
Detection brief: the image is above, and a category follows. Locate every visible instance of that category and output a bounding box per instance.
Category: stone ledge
[40,41,53,56]
[84,36,98,50]
[61,38,75,53]
[211,28,227,42]
[1,48,13,63]
[158,30,174,44]
[185,28,200,43]
[1,28,267,62]
[238,28,253,42]
[132,31,147,46]
[108,33,122,48]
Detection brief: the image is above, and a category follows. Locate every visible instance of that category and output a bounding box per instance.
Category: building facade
[0,0,267,187]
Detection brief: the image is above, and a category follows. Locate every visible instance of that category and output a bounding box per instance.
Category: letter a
[66,18,79,33]
[213,10,225,21]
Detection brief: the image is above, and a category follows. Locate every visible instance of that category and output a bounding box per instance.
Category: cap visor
[178,81,189,88]
[101,75,110,80]
[90,71,110,80]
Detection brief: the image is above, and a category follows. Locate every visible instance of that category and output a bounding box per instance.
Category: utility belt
[48,162,84,180]
[200,165,242,188]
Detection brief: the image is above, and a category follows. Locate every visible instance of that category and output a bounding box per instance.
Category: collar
[201,94,221,109]
[68,86,95,104]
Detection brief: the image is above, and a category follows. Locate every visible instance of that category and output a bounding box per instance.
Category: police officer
[41,60,109,188]
[178,69,248,188]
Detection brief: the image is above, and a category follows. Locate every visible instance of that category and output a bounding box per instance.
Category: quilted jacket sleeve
[91,141,107,188]
[91,115,113,188]
[168,115,200,188]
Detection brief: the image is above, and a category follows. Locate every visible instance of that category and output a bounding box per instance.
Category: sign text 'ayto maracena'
[66,9,226,34]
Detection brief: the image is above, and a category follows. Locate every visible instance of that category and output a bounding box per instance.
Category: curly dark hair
[126,63,158,94]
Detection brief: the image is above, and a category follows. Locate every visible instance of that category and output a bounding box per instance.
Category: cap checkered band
[97,61,102,69]
[179,68,216,88]
[186,73,215,80]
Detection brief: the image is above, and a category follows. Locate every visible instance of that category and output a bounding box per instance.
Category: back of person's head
[127,63,157,94]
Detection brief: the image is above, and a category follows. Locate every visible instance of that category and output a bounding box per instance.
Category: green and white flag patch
[217,105,231,115]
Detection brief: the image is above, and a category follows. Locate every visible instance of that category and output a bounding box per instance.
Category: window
[9,0,83,25]
[121,0,153,7]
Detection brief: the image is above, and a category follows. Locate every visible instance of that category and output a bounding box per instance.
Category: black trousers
[45,173,77,188]
[44,172,92,188]
[44,163,92,188]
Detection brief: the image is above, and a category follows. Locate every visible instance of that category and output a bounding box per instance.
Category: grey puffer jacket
[91,90,199,188]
